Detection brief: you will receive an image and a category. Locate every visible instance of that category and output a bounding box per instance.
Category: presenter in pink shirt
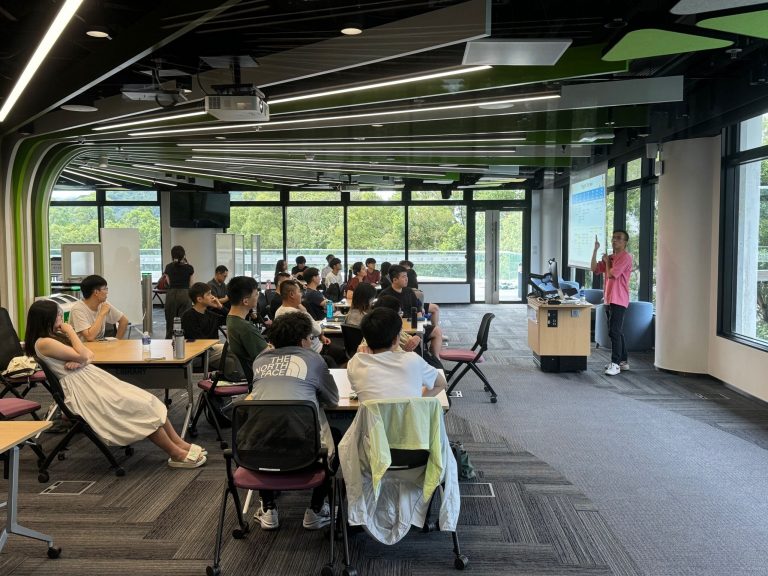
[591,230,633,376]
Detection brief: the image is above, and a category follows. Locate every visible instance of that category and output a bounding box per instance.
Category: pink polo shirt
[595,251,632,308]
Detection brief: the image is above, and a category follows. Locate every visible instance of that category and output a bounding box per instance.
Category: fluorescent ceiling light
[189,156,445,173]
[269,66,492,105]
[62,168,119,186]
[92,110,206,131]
[187,158,443,178]
[0,0,83,122]
[140,162,333,183]
[61,104,98,112]
[74,165,177,186]
[58,174,85,185]
[131,164,266,185]
[184,137,526,148]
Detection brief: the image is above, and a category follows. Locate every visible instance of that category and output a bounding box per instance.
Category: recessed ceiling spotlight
[61,104,98,112]
[371,124,384,128]
[604,18,627,29]
[354,137,366,141]
[215,136,227,140]
[341,26,363,36]
[86,25,111,39]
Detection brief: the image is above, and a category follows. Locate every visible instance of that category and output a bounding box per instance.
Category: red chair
[0,307,47,403]
[439,313,497,403]
[0,398,47,465]
[188,342,250,449]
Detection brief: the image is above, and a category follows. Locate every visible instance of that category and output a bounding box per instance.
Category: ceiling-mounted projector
[205,95,269,122]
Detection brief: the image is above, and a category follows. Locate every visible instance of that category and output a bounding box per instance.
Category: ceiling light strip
[128,94,560,137]
[136,162,327,184]
[131,164,268,186]
[57,175,86,185]
[187,159,444,178]
[0,0,83,122]
[188,156,446,173]
[92,110,207,131]
[186,137,526,148]
[269,66,492,105]
[74,165,177,186]
[62,168,119,186]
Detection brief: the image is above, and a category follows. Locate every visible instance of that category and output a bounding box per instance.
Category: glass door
[474,209,526,303]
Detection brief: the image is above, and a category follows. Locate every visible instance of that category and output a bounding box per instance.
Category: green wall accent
[698,10,768,40]
[603,29,732,61]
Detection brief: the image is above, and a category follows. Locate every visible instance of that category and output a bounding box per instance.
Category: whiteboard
[100,228,142,327]
[568,173,606,269]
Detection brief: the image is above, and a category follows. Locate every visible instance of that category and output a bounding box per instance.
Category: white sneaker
[604,362,621,376]
[255,503,279,530]
[619,361,629,371]
[302,502,331,530]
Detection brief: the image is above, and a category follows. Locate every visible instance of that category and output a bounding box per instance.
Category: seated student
[226,276,268,381]
[291,255,308,279]
[320,254,335,282]
[345,261,366,301]
[380,265,444,357]
[363,258,381,285]
[364,295,425,354]
[301,267,328,321]
[344,282,377,327]
[274,259,289,284]
[399,260,440,326]
[324,257,344,289]
[181,282,224,365]
[275,280,346,367]
[249,312,339,531]
[28,300,206,468]
[69,274,129,341]
[207,265,230,310]
[267,272,291,320]
[379,261,392,290]
[347,307,446,403]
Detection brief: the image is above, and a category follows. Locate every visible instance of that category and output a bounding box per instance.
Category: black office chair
[340,324,364,359]
[0,307,47,402]
[439,313,497,403]
[35,358,133,483]
[208,400,351,576]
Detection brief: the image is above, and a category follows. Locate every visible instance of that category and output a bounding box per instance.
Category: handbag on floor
[450,440,476,481]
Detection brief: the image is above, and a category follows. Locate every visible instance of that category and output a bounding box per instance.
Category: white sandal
[168,444,206,468]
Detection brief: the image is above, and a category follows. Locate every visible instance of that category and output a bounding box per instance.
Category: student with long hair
[163,245,194,338]
[344,282,377,327]
[26,300,206,468]
[274,259,288,284]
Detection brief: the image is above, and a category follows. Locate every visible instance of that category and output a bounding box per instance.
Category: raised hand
[594,234,600,252]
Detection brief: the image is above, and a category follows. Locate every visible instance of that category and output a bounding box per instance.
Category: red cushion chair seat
[6,370,46,384]
[0,398,42,419]
[197,379,249,396]
[232,464,326,491]
[439,349,484,362]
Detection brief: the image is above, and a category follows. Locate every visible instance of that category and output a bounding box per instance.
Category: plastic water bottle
[142,331,151,360]
[326,300,334,320]
[579,289,586,303]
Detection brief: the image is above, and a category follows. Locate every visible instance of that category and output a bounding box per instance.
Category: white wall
[531,186,563,274]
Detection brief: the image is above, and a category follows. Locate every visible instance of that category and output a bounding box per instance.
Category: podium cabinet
[527,297,592,372]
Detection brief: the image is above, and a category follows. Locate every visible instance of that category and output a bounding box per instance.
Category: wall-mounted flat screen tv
[170,191,230,228]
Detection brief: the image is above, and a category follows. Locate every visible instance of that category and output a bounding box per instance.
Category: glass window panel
[48,206,99,266]
[349,190,402,201]
[626,158,642,182]
[228,206,284,282]
[407,205,467,280]
[411,191,459,201]
[105,190,157,202]
[286,206,343,275]
[474,211,485,302]
[605,191,615,249]
[739,113,768,151]
[606,166,615,188]
[289,191,341,202]
[499,210,524,301]
[473,190,525,201]
[653,184,659,306]
[103,205,162,280]
[51,189,97,201]
[625,187,641,301]
[733,159,768,344]
[347,206,404,269]
[230,191,280,202]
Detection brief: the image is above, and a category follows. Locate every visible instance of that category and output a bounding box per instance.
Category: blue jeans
[606,304,628,365]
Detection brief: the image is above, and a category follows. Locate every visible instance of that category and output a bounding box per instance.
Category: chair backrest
[231,399,321,472]
[35,357,80,421]
[475,312,495,351]
[0,307,25,371]
[340,324,364,358]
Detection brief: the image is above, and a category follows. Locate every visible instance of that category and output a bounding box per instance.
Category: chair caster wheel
[115,467,126,477]
[38,471,49,483]
[232,523,249,539]
[47,546,62,559]
[57,453,66,461]
[490,396,497,403]
[124,446,134,457]
[206,566,221,576]
[342,567,358,576]
[454,554,469,570]
[321,565,334,576]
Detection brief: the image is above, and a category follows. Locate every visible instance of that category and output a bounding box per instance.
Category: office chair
[340,324,364,359]
[0,307,48,402]
[208,400,351,576]
[338,397,466,570]
[439,313,497,403]
[0,398,48,469]
[35,358,133,483]
[188,342,250,449]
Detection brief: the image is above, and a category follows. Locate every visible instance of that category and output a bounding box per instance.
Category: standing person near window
[363,258,380,285]
[591,231,633,376]
[163,245,194,339]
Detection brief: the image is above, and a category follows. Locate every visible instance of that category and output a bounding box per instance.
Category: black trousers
[606,304,628,365]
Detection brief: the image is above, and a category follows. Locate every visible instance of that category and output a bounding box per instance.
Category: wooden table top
[330,369,449,411]
[0,421,51,453]
[401,318,426,335]
[84,339,218,364]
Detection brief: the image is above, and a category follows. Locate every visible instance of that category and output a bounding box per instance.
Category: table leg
[180,364,194,440]
[0,446,55,554]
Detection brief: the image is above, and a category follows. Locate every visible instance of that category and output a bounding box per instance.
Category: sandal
[191,444,208,457]
[168,444,207,468]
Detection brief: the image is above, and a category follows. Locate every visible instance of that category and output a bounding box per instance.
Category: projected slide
[568,174,606,268]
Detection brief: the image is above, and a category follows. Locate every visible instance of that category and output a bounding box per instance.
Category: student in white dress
[26,300,207,469]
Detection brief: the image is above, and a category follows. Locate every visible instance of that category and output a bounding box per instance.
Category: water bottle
[142,331,151,360]
[326,299,334,320]
[579,289,586,304]
[172,321,185,360]
[410,306,418,329]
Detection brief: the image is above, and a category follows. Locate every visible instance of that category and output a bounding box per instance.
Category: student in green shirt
[226,276,267,381]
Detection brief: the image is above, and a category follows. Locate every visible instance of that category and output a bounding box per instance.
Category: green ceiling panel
[603,29,732,61]
[698,10,768,40]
